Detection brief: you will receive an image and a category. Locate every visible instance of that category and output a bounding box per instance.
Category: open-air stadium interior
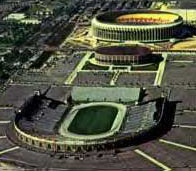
[116,13,179,24]
[0,0,196,170]
[11,86,164,151]
[67,105,119,135]
[91,10,183,42]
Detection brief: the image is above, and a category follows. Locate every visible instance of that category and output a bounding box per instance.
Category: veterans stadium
[91,10,183,42]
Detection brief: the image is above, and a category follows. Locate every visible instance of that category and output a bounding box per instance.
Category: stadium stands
[13,86,165,153]
[121,102,157,134]
[92,10,183,42]
[17,95,69,136]
[71,86,140,103]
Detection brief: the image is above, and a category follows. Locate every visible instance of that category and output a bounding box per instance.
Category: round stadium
[94,45,154,65]
[91,10,183,42]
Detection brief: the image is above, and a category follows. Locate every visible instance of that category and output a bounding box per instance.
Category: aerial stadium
[2,0,196,169]
[94,45,162,65]
[91,10,183,42]
[10,86,167,153]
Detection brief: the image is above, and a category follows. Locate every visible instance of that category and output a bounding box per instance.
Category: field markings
[0,121,11,124]
[0,146,20,156]
[134,149,171,171]
[173,124,196,129]
[159,139,196,152]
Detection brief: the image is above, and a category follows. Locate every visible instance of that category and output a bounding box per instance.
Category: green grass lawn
[68,106,118,135]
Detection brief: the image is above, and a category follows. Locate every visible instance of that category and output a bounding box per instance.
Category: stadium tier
[121,102,157,134]
[91,10,183,42]
[71,86,141,103]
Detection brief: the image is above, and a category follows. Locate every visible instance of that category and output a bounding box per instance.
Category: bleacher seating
[71,86,140,103]
[121,102,157,134]
[18,97,69,136]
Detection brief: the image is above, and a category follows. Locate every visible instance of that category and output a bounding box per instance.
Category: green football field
[68,106,118,135]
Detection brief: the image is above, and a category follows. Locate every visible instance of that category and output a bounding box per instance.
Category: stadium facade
[11,87,166,153]
[91,10,183,42]
[95,45,152,65]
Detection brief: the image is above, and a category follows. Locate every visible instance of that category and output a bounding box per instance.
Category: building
[91,10,183,43]
[95,45,154,65]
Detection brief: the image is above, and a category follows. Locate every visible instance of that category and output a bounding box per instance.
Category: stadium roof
[96,45,151,56]
[71,87,140,103]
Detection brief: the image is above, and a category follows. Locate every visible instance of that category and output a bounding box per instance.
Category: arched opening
[48,144,52,149]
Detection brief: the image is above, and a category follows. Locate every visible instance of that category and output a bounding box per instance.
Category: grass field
[68,106,118,135]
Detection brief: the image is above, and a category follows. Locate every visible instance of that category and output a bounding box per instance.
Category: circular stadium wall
[91,10,183,42]
[94,45,152,65]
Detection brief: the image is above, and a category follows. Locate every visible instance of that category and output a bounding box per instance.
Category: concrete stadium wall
[91,14,183,42]
[14,121,118,153]
[95,53,151,65]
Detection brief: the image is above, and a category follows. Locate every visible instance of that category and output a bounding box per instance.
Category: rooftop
[96,45,151,56]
